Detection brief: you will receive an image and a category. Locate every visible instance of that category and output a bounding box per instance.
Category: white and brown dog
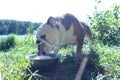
[36,13,92,58]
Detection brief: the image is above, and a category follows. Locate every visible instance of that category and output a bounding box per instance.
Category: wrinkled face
[36,17,60,54]
[36,16,64,54]
[36,24,54,54]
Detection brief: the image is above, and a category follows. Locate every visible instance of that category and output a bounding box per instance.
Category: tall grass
[96,44,120,79]
[0,34,37,80]
[0,34,120,80]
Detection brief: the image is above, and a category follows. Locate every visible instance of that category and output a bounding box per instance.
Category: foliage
[87,3,120,46]
[0,20,41,35]
[0,34,15,51]
[95,44,120,79]
[0,34,120,80]
[0,52,29,80]
[0,34,38,80]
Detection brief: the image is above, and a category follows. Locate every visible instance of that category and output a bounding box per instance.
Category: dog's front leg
[54,47,60,54]
[54,47,60,57]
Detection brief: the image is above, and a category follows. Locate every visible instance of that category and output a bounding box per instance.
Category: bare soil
[26,52,105,80]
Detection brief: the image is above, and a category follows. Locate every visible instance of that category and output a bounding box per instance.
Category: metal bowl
[26,54,60,72]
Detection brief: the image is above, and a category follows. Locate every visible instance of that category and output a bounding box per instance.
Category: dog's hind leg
[75,38,84,59]
[83,23,93,51]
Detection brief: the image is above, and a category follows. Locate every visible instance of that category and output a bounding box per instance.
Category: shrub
[0,34,15,51]
[87,3,120,46]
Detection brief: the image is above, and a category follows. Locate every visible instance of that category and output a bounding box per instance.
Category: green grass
[96,44,120,79]
[0,35,120,80]
[0,35,37,80]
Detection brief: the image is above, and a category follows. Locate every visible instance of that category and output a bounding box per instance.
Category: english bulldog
[36,13,92,58]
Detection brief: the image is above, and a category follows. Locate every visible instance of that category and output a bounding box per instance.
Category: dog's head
[36,17,61,54]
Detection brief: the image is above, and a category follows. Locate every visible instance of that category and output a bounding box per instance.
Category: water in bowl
[32,55,51,60]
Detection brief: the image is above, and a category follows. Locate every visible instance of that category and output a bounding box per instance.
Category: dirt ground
[26,52,105,80]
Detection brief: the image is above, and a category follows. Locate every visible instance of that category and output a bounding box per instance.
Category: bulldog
[36,13,92,58]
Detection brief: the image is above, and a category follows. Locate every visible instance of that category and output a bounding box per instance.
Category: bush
[0,34,15,51]
[95,44,120,79]
[87,3,120,46]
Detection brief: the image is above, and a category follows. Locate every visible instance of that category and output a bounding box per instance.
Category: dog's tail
[81,22,92,49]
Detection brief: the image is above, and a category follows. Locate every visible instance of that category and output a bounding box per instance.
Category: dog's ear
[47,16,58,27]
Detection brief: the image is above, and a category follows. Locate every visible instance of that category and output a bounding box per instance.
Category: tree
[0,20,41,35]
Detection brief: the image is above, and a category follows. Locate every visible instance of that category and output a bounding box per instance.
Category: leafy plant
[0,34,15,51]
[0,34,38,80]
[95,44,120,79]
[87,2,120,46]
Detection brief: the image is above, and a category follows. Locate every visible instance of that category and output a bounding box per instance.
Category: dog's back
[59,14,92,54]
[59,14,92,44]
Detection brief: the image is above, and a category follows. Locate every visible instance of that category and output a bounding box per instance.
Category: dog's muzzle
[36,39,53,51]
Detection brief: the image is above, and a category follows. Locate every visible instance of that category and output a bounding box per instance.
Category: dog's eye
[40,34,46,39]
[36,40,41,44]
